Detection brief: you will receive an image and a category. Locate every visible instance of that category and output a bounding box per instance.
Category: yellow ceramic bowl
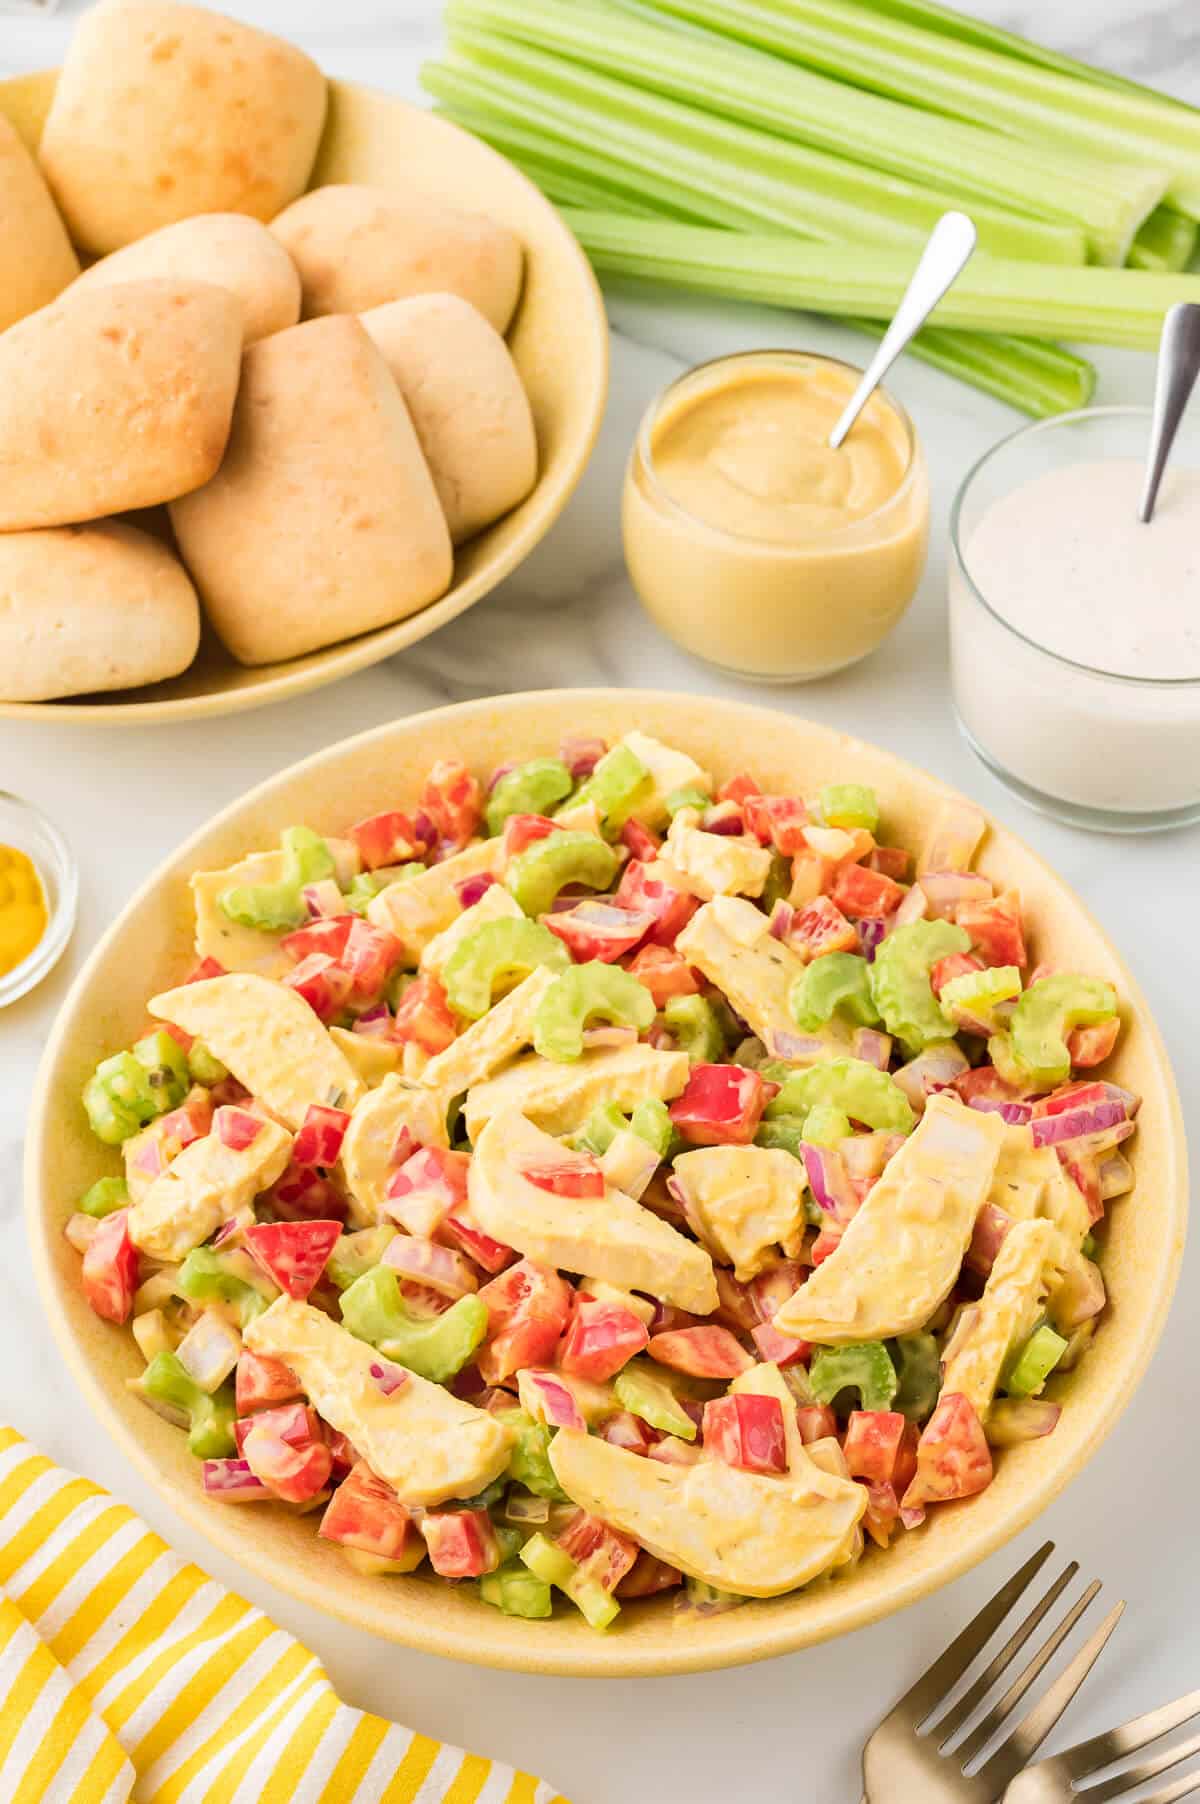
[0,74,608,725]
[26,693,1187,1676]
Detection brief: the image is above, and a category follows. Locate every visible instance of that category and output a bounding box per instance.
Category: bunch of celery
[423,0,1200,414]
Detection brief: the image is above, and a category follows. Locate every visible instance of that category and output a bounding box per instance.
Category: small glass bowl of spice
[0,792,77,1006]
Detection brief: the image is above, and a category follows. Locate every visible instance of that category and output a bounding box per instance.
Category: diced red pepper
[422,759,482,852]
[597,1411,656,1456]
[712,1267,759,1334]
[544,900,653,964]
[81,1209,139,1323]
[616,1553,682,1597]
[702,1393,787,1474]
[788,849,835,906]
[349,810,428,871]
[340,918,403,1003]
[621,818,661,862]
[476,1257,573,1385]
[242,1405,332,1504]
[245,1219,342,1300]
[280,914,355,964]
[796,1403,838,1445]
[283,952,353,1023]
[750,1321,811,1366]
[158,1094,213,1151]
[956,890,1027,967]
[902,1393,993,1511]
[647,1324,754,1379]
[440,1209,515,1275]
[214,1106,264,1152]
[559,1297,649,1381]
[614,860,698,948]
[1057,1147,1105,1224]
[742,794,810,854]
[384,1145,469,1236]
[421,1508,499,1577]
[717,772,760,805]
[236,1349,302,1415]
[831,862,906,921]
[930,951,986,998]
[965,1202,1012,1278]
[861,1480,901,1549]
[842,1410,909,1485]
[622,944,702,1005]
[269,1166,349,1223]
[319,1460,412,1559]
[521,1152,605,1200]
[185,956,227,984]
[1067,1018,1120,1068]
[788,895,859,959]
[556,1509,639,1593]
[867,845,911,882]
[393,973,456,1054]
[292,1104,351,1169]
[669,1063,769,1147]
[503,813,560,858]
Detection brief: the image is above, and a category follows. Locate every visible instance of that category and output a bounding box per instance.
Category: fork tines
[1006,1683,1200,1804]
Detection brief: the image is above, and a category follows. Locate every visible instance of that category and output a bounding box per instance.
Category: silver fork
[860,1542,1124,1803]
[1006,1688,1200,1804]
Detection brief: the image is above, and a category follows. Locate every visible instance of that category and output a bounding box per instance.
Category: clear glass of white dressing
[949,405,1200,834]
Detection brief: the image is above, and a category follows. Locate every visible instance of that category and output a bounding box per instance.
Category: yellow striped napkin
[0,1427,569,1804]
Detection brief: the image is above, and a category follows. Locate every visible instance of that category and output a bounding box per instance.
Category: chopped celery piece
[761,850,792,914]
[768,1058,915,1135]
[630,1097,673,1159]
[79,1176,130,1218]
[481,1562,554,1618]
[1081,1232,1098,1261]
[186,1040,228,1086]
[341,1266,487,1382]
[890,1331,941,1422]
[641,0,1200,217]
[614,1361,697,1439]
[802,1104,851,1146]
[565,210,1196,349]
[790,952,880,1033]
[1129,205,1199,273]
[442,917,570,1018]
[132,1029,190,1113]
[940,965,1023,1021]
[83,1051,166,1145]
[577,1101,628,1157]
[533,962,656,1061]
[345,868,423,915]
[663,993,727,1064]
[809,1341,898,1413]
[1009,974,1118,1088]
[755,1115,806,1159]
[494,1408,570,1499]
[485,758,574,835]
[565,743,652,832]
[665,784,712,817]
[520,1532,620,1629]
[820,783,879,832]
[1004,1324,1068,1398]
[176,1247,273,1330]
[439,8,1103,262]
[505,834,619,917]
[218,826,335,934]
[870,920,971,1055]
[136,1352,236,1458]
[325,1225,397,1290]
[685,1575,746,1612]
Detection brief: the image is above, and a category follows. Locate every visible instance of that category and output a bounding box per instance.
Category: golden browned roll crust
[270,184,523,332]
[0,279,243,532]
[0,114,79,331]
[361,293,537,543]
[38,0,328,255]
[0,520,200,700]
[69,214,301,344]
[169,314,454,667]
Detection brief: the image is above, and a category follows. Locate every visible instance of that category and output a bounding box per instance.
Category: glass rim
[950,404,1200,691]
[632,348,923,550]
[0,790,78,1006]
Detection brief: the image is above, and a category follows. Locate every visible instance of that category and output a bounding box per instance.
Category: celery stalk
[448,0,1139,266]
[1128,206,1199,275]
[563,210,1200,348]
[432,31,1082,266]
[642,0,1200,217]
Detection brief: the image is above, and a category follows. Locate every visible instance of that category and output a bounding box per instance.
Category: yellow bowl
[0,74,608,725]
[26,692,1187,1676]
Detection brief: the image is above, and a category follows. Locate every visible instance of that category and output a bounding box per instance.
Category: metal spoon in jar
[828,210,978,451]
[1138,301,1200,522]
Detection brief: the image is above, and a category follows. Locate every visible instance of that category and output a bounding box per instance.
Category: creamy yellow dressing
[623,351,929,680]
[0,844,47,978]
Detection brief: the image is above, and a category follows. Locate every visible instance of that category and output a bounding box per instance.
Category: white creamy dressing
[951,457,1200,816]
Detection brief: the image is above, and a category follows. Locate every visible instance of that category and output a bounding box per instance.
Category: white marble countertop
[2,3,1198,1799]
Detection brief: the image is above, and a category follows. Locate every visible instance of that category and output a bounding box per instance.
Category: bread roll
[38,0,327,255]
[0,115,79,332]
[362,293,537,543]
[170,315,453,666]
[0,521,200,700]
[271,185,523,332]
[0,279,242,532]
[69,214,301,344]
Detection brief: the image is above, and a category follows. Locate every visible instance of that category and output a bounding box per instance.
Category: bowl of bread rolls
[0,0,609,722]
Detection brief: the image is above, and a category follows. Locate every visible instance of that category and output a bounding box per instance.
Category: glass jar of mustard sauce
[0,793,76,1005]
[622,350,930,682]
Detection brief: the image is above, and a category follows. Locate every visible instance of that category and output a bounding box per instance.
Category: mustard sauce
[0,845,48,977]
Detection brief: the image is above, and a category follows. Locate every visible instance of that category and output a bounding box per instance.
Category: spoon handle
[1138,302,1200,523]
[827,211,978,450]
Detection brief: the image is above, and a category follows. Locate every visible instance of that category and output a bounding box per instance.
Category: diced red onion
[384,1236,478,1298]
[369,1360,409,1396]
[984,1399,1062,1447]
[918,870,994,921]
[770,1029,830,1061]
[893,1044,970,1110]
[856,915,890,962]
[560,735,606,780]
[352,1002,394,1040]
[580,1025,639,1050]
[516,1369,587,1431]
[1054,1256,1106,1331]
[1099,1151,1134,1201]
[800,1143,859,1225]
[486,759,519,795]
[839,1131,904,1182]
[893,884,929,928]
[769,901,795,942]
[454,871,498,908]
[920,799,987,875]
[63,1212,99,1252]
[202,1458,271,1501]
[302,879,343,919]
[177,1313,242,1392]
[1031,1100,1127,1148]
[852,1027,893,1070]
[701,803,745,836]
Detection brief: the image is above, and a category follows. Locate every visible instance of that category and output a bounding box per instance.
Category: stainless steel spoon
[828,210,978,450]
[1138,301,1200,522]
